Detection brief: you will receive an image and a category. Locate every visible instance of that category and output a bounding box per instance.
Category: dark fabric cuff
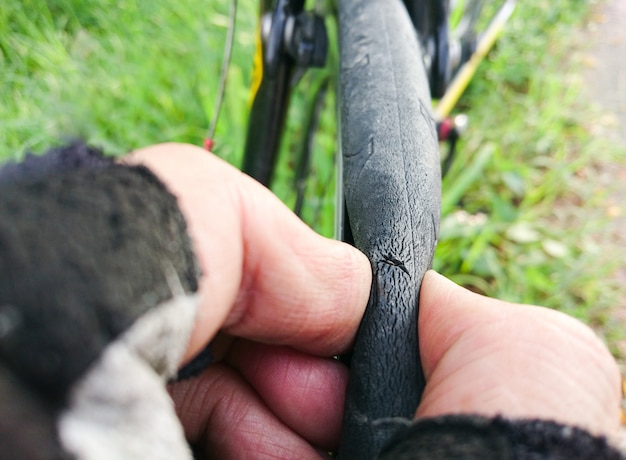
[0,142,201,400]
[379,414,624,459]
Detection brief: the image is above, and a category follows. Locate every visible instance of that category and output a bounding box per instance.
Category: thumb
[418,270,496,379]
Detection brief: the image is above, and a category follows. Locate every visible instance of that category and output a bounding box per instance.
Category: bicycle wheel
[336,0,441,458]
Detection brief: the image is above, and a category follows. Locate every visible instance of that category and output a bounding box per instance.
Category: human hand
[417,271,622,438]
[130,143,622,459]
[128,143,372,458]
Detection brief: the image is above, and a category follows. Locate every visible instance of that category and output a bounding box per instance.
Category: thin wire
[207,0,237,142]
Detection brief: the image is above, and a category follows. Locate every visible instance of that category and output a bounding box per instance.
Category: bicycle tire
[336,0,441,458]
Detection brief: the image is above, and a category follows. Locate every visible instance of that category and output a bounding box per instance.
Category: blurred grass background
[2,1,623,351]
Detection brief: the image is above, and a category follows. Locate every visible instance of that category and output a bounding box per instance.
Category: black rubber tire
[336,0,441,459]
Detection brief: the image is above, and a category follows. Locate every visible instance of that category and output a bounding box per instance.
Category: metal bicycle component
[431,1,451,98]
[242,0,328,186]
[262,0,295,79]
[261,2,327,75]
[284,11,328,68]
[404,0,451,99]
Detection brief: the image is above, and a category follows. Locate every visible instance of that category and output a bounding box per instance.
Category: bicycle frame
[242,0,331,186]
[240,0,450,187]
[240,0,304,186]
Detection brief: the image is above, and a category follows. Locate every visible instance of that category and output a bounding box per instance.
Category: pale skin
[128,143,622,459]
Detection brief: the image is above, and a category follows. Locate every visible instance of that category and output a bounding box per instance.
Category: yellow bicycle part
[434,0,517,119]
[249,26,264,107]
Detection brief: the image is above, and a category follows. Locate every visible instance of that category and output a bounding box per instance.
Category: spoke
[294,77,330,217]
[206,0,238,143]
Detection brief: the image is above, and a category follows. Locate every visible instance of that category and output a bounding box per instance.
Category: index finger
[126,143,372,362]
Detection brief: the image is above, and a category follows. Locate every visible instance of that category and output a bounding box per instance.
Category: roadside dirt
[580,0,626,360]
[577,0,626,448]
[582,0,626,145]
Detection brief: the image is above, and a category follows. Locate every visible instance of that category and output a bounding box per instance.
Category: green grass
[2,1,622,346]
[435,0,617,309]
[0,0,257,160]
[432,0,625,351]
